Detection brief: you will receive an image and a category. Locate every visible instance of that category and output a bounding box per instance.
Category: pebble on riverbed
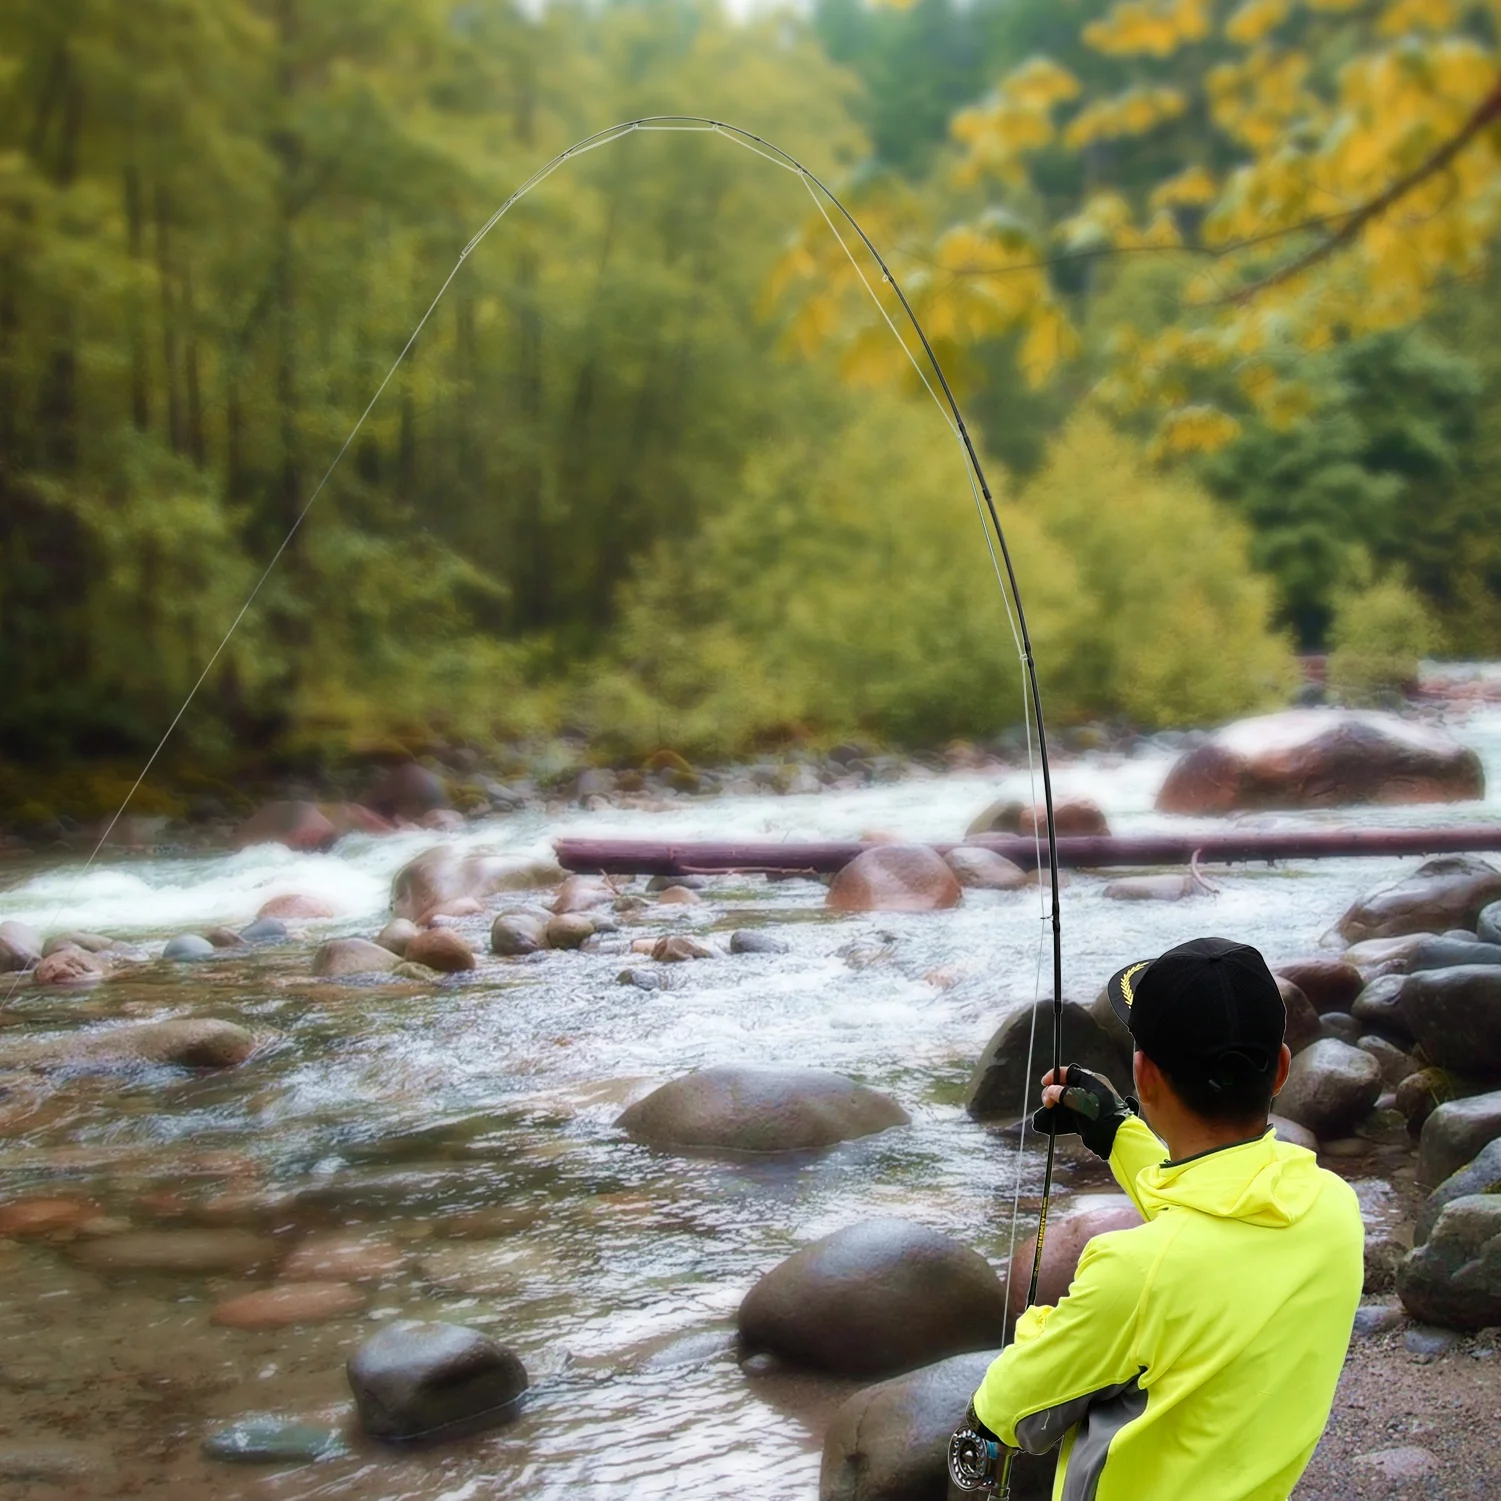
[202,1416,349,1465]
[211,1281,368,1329]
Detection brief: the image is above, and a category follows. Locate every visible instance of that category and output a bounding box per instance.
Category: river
[1,700,1499,1499]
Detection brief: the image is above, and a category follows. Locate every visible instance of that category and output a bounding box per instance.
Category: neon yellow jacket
[973,1116,1363,1501]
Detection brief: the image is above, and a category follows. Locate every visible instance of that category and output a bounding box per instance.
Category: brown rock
[1396,1067,1457,1134]
[1008,1196,1143,1317]
[366,762,450,820]
[652,935,714,962]
[0,920,42,972]
[421,897,483,922]
[0,1018,256,1072]
[32,948,106,989]
[552,875,614,914]
[546,914,595,950]
[211,1281,367,1329]
[655,885,702,905]
[322,802,396,837]
[1155,710,1484,815]
[1279,976,1322,1054]
[391,846,564,922]
[234,801,338,853]
[41,931,118,957]
[258,893,336,921]
[826,845,962,914]
[943,847,1031,891]
[280,1233,409,1283]
[1341,933,1434,982]
[1275,958,1364,1015]
[1335,856,1501,945]
[71,1228,276,1275]
[404,928,475,973]
[376,918,420,956]
[312,937,403,979]
[1018,797,1110,838]
[0,1197,102,1238]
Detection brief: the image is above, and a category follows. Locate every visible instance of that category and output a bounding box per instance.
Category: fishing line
[5,119,1067,1310]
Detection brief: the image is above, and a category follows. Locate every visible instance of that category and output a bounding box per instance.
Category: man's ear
[1133,1049,1158,1105]
[1271,1043,1292,1098]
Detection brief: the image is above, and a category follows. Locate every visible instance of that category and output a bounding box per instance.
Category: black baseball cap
[1106,937,1286,1080]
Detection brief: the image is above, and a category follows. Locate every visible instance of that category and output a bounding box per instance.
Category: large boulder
[818,1350,1054,1501]
[737,1219,1008,1380]
[0,1018,255,1072]
[491,911,548,956]
[827,847,962,914]
[966,798,1108,839]
[258,893,336,921]
[1479,900,1501,947]
[616,1067,909,1157]
[0,921,42,973]
[312,938,402,979]
[966,1002,1131,1123]
[1006,1196,1143,1318]
[1398,966,1501,1074]
[1340,934,1434,984]
[365,763,450,822]
[234,801,338,853]
[1273,1039,1382,1139]
[1415,1140,1501,1245]
[1395,1195,1501,1331]
[943,848,1030,892]
[1154,710,1483,815]
[1334,856,1501,945]
[390,847,564,922]
[1417,1090,1501,1186]
[346,1320,528,1441]
[1350,975,1415,1045]
[403,928,475,974]
[1275,958,1363,1016]
[32,948,107,989]
[1408,936,1501,971]
[1278,977,1321,1055]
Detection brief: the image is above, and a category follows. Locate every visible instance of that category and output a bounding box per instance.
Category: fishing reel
[947,1426,1011,1498]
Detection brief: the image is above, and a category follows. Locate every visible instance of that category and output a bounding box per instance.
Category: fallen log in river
[555,826,1501,876]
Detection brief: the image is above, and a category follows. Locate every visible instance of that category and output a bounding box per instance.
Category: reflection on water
[1,704,1499,1497]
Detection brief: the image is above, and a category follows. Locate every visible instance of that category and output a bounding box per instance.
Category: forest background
[2,0,1499,818]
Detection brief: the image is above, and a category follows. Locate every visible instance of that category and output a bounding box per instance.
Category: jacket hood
[1133,1128,1323,1227]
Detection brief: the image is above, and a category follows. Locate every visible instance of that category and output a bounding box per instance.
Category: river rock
[827,846,962,914]
[1341,934,1434,985]
[1270,1115,1318,1151]
[41,931,117,957]
[1320,1012,1361,1044]
[1274,1039,1382,1139]
[1396,1195,1501,1330]
[1020,797,1109,838]
[235,801,338,853]
[552,875,614,914]
[1479,900,1501,946]
[1409,936,1501,971]
[944,847,1031,891]
[1278,977,1321,1054]
[652,934,713,961]
[655,885,701,905]
[1396,1067,1457,1133]
[1275,958,1363,1015]
[1155,710,1484,814]
[0,921,43,971]
[312,937,402,979]
[280,1232,409,1282]
[1103,871,1199,901]
[391,847,563,922]
[1335,856,1501,945]
[1399,966,1501,1073]
[1008,1195,1143,1318]
[0,1018,256,1072]
[346,1320,528,1441]
[966,1001,1131,1122]
[404,928,475,973]
[545,914,594,950]
[617,1067,909,1156]
[163,933,216,962]
[1350,975,1415,1044]
[211,1281,368,1329]
[206,926,243,947]
[729,929,789,955]
[203,1417,348,1465]
[647,874,708,892]
[737,1219,1008,1379]
[1418,1090,1501,1185]
[1358,1035,1418,1089]
[258,893,336,921]
[32,948,106,988]
[72,1228,275,1275]
[965,799,1024,837]
[366,762,450,821]
[818,1349,1055,1501]
[239,917,288,943]
[1415,1139,1501,1244]
[0,1196,103,1237]
[374,918,419,956]
[492,911,548,956]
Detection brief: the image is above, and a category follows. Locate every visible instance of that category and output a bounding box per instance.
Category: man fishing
[958,937,1364,1500]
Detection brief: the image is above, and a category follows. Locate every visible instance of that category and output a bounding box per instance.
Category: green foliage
[1327,578,1441,705]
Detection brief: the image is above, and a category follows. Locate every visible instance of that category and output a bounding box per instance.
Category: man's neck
[1153,1113,1268,1164]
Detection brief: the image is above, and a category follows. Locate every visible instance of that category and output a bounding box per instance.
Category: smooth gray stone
[1409,937,1501,970]
[1399,965,1501,1074]
[1274,1039,1382,1138]
[1403,1325,1460,1357]
[163,933,216,961]
[967,1000,1129,1122]
[1352,1303,1404,1336]
[1478,899,1501,946]
[239,917,289,944]
[202,1418,348,1464]
[1418,1090,1501,1186]
[1397,1196,1501,1331]
[1415,1138,1501,1244]
[729,929,789,955]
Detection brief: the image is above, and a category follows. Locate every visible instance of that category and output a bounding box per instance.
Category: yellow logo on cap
[1119,962,1150,1007]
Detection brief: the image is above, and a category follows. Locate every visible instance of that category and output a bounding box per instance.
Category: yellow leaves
[952,57,1080,184]
[1151,164,1219,208]
[1064,87,1188,147]
[1020,305,1082,386]
[1377,0,1458,32]
[1208,47,1315,149]
[1004,56,1084,111]
[1151,405,1243,457]
[1226,0,1292,44]
[1084,0,1211,58]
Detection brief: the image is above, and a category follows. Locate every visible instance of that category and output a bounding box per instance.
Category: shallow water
[1,702,1499,1499]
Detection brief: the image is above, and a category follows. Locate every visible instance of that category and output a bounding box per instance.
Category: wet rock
[1341,934,1434,985]
[1103,871,1200,901]
[1409,936,1501,971]
[1274,1039,1382,1139]
[1479,900,1501,947]
[1399,965,1501,1073]
[655,884,701,905]
[1279,977,1321,1054]
[205,926,245,948]
[1351,1302,1404,1336]
[1275,958,1364,1015]
[1019,797,1109,839]
[647,874,708,892]
[737,1219,1008,1379]
[32,947,106,988]
[965,799,1024,837]
[281,1232,409,1282]
[235,801,339,853]
[202,1417,348,1465]
[545,914,594,950]
[347,1320,528,1441]
[617,967,664,991]
[0,1196,102,1238]
[1008,1195,1143,1317]
[71,1228,275,1275]
[258,893,336,921]
[1397,1067,1457,1134]
[1350,975,1415,1044]
[1418,1090,1501,1185]
[617,1067,909,1156]
[404,928,475,974]
[41,930,117,957]
[162,933,216,962]
[1354,1444,1442,1479]
[0,1017,256,1072]
[1269,1115,1318,1151]
[0,921,42,971]
[375,918,419,956]
[827,846,962,914]
[1415,1139,1501,1244]
[240,917,288,944]
[1335,856,1501,945]
[817,1349,1056,1501]
[1364,1231,1405,1294]
[1319,1012,1361,1044]
[729,929,788,956]
[492,911,549,956]
[391,847,564,923]
[312,937,402,979]
[392,961,441,983]
[211,1281,368,1329]
[1155,710,1483,815]
[943,847,1031,891]
[323,802,395,837]
[1398,1196,1501,1330]
[652,935,713,962]
[0,1439,115,1484]
[1358,1035,1418,1088]
[552,875,614,914]
[966,1001,1131,1122]
[367,762,450,821]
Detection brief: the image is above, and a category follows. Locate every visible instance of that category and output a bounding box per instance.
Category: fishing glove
[1031,1064,1137,1159]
